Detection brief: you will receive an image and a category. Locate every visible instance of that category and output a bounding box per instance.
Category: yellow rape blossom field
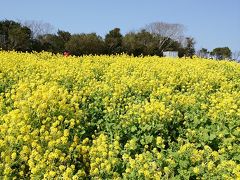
[0,51,240,179]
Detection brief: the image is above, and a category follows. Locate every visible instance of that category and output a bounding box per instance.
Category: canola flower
[0,51,240,179]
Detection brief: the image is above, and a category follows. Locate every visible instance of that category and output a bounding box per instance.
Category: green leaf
[131,125,137,132]
[145,135,153,144]
[209,134,216,140]
[179,160,189,169]
[140,139,145,145]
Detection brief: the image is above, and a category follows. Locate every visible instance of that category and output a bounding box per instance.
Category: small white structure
[163,51,178,58]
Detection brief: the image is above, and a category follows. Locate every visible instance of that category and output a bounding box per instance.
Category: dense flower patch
[0,51,240,179]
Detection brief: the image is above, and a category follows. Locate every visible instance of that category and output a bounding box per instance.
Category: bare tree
[22,20,54,38]
[144,22,185,52]
[232,50,240,61]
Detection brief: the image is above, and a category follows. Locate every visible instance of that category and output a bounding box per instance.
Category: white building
[163,51,178,58]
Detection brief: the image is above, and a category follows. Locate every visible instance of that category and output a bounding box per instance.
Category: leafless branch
[22,20,54,38]
[145,22,185,51]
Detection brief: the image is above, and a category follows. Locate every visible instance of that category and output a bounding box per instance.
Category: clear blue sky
[1,0,239,52]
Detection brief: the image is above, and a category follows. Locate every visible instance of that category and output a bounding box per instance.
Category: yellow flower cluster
[89,134,121,178]
[0,51,240,179]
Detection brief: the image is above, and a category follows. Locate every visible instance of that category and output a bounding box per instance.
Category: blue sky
[1,0,239,52]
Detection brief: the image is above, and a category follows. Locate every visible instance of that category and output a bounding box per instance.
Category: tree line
[0,19,234,59]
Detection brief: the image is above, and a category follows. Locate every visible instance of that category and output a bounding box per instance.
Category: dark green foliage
[200,48,208,55]
[29,39,43,52]
[38,34,63,53]
[184,37,195,58]
[0,20,31,51]
[211,47,232,60]
[105,28,123,55]
[0,19,234,59]
[37,30,71,53]
[65,33,105,56]
[123,30,186,57]
[57,30,71,42]
[199,48,208,58]
[123,30,160,56]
